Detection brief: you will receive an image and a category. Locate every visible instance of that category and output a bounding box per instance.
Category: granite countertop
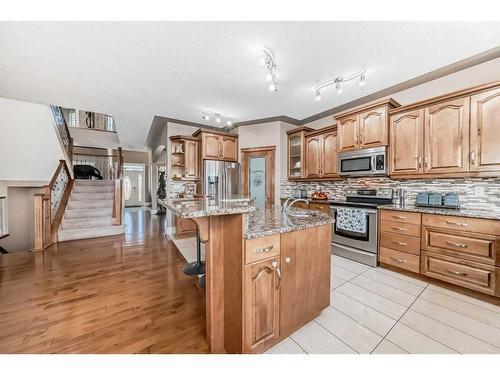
[160,197,255,218]
[380,204,500,221]
[244,207,333,239]
[280,196,336,204]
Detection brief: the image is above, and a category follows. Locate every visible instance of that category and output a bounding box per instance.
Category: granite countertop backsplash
[380,204,500,220]
[160,197,255,218]
[244,207,333,239]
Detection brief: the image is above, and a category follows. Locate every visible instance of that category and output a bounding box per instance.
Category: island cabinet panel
[337,115,359,152]
[359,106,388,149]
[389,109,424,175]
[243,256,280,353]
[424,97,470,174]
[470,87,500,172]
[305,136,322,178]
[279,225,331,339]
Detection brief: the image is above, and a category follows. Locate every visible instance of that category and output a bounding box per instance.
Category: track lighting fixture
[314,70,367,102]
[201,111,232,127]
[259,47,278,92]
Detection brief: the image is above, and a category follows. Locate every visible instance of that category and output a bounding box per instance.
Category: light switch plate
[474,186,485,195]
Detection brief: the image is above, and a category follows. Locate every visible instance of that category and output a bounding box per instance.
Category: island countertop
[159,197,255,218]
[244,207,333,239]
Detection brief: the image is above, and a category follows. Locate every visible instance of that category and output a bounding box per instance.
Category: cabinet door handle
[416,157,422,168]
[272,261,282,290]
[471,151,476,165]
[391,226,407,232]
[390,257,406,263]
[446,269,467,277]
[255,245,273,254]
[446,241,468,248]
[392,241,407,246]
[445,220,468,227]
[392,215,407,220]
[285,256,291,264]
[424,156,429,168]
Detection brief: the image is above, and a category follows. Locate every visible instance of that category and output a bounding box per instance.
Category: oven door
[331,205,378,253]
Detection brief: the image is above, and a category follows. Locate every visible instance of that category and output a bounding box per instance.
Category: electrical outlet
[474,186,485,195]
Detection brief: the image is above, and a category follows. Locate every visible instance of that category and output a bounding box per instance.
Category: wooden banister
[112,147,124,225]
[34,159,73,251]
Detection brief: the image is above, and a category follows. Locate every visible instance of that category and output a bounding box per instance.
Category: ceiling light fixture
[201,111,233,127]
[259,47,278,92]
[314,70,367,102]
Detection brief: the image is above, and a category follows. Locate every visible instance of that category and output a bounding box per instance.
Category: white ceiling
[1,21,500,149]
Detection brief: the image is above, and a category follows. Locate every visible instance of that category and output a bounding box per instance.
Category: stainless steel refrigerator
[203,160,241,199]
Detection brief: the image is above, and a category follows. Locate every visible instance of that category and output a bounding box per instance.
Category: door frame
[123,162,146,207]
[241,146,276,207]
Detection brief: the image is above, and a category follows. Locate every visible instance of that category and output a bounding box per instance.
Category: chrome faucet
[282,198,309,215]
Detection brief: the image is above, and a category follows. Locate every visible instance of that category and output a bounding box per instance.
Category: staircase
[58,180,124,242]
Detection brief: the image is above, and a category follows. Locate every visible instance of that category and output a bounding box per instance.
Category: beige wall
[0,97,64,181]
[303,57,500,128]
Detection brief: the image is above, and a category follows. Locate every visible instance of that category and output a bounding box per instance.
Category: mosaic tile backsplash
[281,177,500,213]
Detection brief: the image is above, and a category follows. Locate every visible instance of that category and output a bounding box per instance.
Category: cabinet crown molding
[389,80,500,115]
[333,97,400,120]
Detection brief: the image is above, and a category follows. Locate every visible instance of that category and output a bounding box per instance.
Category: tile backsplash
[281,177,500,212]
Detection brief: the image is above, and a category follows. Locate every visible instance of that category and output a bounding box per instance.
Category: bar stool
[182,225,205,276]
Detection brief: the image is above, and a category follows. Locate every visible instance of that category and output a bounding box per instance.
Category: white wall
[303,57,500,128]
[70,126,121,149]
[0,97,64,181]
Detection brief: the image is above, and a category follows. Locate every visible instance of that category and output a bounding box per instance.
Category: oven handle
[330,206,377,215]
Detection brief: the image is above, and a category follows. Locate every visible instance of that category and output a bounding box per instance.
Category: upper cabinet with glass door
[287,127,312,180]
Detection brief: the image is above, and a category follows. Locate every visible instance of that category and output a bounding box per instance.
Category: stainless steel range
[330,188,393,267]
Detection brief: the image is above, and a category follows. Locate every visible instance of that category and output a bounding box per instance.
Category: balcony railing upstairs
[50,105,74,163]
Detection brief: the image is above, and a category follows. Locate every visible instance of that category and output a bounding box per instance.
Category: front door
[123,163,145,207]
[242,147,275,208]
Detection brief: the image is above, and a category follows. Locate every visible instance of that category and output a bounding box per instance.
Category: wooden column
[33,194,44,251]
[193,213,245,354]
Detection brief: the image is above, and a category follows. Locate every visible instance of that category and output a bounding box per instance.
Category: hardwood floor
[0,208,209,353]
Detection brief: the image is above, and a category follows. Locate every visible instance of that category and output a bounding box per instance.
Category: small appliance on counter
[415,192,460,209]
[311,190,328,201]
[292,189,307,199]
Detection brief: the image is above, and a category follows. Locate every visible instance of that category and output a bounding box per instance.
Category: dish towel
[336,207,367,233]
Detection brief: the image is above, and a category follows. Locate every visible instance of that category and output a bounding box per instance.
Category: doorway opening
[241,146,276,208]
[123,163,145,207]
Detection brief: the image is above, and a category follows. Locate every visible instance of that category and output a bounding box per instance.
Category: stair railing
[112,147,124,225]
[34,160,74,251]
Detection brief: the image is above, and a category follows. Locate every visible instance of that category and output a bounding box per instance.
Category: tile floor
[171,235,500,354]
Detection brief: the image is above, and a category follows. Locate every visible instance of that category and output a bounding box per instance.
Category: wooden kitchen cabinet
[193,129,239,162]
[174,215,197,235]
[243,256,281,353]
[279,225,331,338]
[389,109,424,176]
[424,97,470,174]
[287,126,313,180]
[305,126,338,179]
[335,98,400,152]
[470,87,500,173]
[169,135,200,181]
[337,115,359,152]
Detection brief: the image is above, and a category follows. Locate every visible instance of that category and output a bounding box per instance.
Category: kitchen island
[162,198,333,353]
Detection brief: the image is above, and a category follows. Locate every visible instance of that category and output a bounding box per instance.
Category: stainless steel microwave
[337,146,387,176]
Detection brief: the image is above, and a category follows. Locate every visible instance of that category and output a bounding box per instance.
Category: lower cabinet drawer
[309,202,331,215]
[421,251,499,296]
[380,220,421,237]
[422,227,498,266]
[245,234,281,265]
[380,231,421,255]
[379,247,420,273]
